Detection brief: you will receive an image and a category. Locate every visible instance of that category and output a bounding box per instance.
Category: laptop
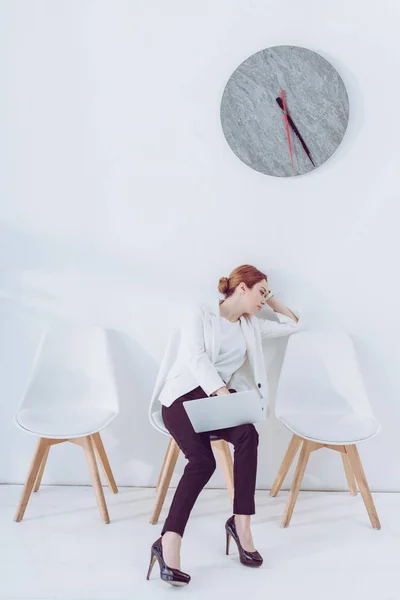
[182,389,266,433]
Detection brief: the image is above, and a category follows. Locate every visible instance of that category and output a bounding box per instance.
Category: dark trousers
[160,386,259,537]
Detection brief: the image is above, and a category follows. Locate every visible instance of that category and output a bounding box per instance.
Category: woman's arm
[180,305,227,396]
[266,295,299,322]
[256,294,302,339]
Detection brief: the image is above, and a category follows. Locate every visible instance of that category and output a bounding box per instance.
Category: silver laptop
[182,390,266,433]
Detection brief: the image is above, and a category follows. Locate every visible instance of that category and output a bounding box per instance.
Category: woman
[146,264,301,586]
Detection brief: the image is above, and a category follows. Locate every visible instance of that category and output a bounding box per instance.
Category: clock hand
[281,90,294,169]
[275,97,316,167]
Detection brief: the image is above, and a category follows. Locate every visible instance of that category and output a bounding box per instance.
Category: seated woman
[147,264,301,586]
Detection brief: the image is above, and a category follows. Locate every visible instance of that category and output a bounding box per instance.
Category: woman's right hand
[213,386,231,396]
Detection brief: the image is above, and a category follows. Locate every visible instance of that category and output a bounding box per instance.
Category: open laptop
[182,389,266,433]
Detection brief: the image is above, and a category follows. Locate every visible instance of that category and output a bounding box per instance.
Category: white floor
[0,485,398,600]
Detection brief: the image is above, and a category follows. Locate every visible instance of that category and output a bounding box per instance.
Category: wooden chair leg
[155,438,173,493]
[92,432,118,494]
[213,440,234,501]
[270,434,302,497]
[15,438,50,521]
[345,445,381,529]
[149,438,180,525]
[281,440,312,528]
[33,445,50,492]
[73,436,110,524]
[341,453,357,496]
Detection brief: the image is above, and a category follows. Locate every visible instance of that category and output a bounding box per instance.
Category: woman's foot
[225,515,263,567]
[161,531,182,570]
[146,537,190,586]
[234,514,256,552]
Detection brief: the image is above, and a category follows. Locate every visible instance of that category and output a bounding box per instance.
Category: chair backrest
[275,330,376,419]
[148,327,181,435]
[16,324,119,414]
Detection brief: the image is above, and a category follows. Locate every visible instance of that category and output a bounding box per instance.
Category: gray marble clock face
[220,45,349,177]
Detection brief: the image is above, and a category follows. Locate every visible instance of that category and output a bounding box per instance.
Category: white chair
[270,330,381,529]
[148,329,234,524]
[14,324,119,523]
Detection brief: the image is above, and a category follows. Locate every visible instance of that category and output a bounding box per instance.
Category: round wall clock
[220,45,349,177]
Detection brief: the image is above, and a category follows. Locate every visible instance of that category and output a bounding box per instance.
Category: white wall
[1,0,400,491]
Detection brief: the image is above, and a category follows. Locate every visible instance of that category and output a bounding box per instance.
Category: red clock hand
[281,89,294,169]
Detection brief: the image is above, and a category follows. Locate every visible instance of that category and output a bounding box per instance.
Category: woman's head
[218,264,269,316]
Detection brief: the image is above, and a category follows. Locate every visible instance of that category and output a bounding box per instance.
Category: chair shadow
[106,329,171,487]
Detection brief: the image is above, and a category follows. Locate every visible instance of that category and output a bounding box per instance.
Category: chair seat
[16,406,118,438]
[277,412,380,445]
[152,410,169,435]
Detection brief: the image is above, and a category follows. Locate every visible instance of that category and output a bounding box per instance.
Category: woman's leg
[160,387,216,568]
[213,423,259,551]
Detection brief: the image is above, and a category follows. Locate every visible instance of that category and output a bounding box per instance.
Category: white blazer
[151,299,302,414]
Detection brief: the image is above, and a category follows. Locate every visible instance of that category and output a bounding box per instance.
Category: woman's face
[240,279,270,315]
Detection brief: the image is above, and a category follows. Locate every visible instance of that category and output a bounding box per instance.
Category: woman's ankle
[162,531,182,544]
[234,514,251,528]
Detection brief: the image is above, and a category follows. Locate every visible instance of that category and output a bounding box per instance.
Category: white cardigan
[150,298,302,413]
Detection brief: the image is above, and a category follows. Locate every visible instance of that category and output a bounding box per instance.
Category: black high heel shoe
[146,537,191,586]
[225,515,263,567]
